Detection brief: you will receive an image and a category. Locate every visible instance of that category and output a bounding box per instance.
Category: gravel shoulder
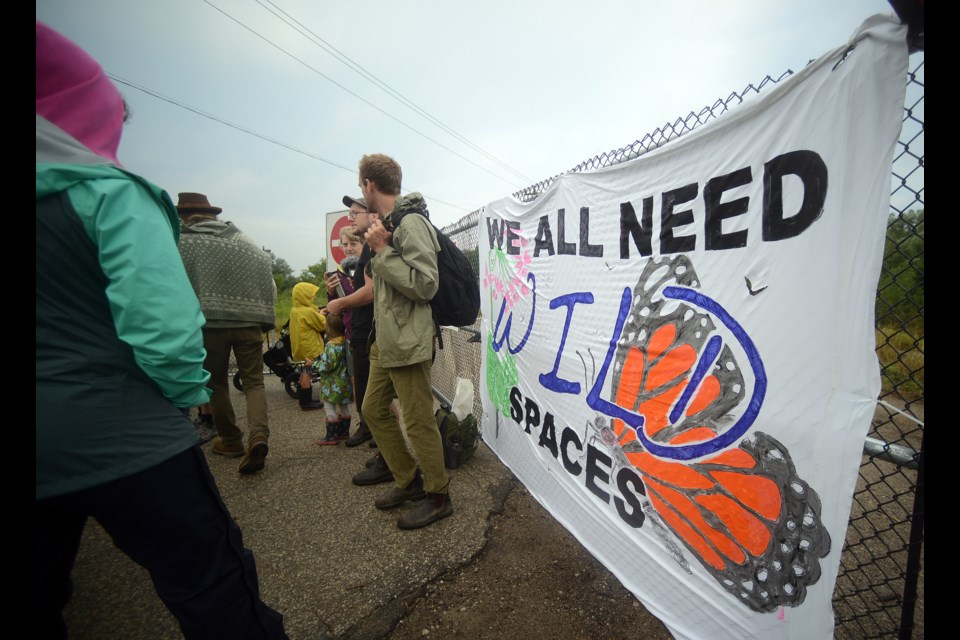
[385,481,672,640]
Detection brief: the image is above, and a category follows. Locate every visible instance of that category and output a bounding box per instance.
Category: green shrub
[876,324,924,399]
[875,210,923,326]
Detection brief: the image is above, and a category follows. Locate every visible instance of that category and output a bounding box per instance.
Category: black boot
[345,420,373,447]
[298,386,323,411]
[193,412,216,444]
[336,417,351,440]
[397,490,453,530]
[315,421,339,446]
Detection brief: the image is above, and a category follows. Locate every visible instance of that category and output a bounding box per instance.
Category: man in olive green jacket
[354,153,452,530]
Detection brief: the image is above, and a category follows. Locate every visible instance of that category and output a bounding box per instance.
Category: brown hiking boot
[238,436,269,474]
[352,453,393,486]
[374,472,425,510]
[211,436,244,458]
[397,491,453,529]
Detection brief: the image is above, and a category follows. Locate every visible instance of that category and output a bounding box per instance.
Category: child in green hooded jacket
[308,312,353,445]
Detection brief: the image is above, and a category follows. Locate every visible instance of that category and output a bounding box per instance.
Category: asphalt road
[62,372,660,639]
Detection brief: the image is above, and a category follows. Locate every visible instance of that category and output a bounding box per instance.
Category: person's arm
[326,272,373,316]
[368,215,439,302]
[70,177,211,408]
[306,308,327,334]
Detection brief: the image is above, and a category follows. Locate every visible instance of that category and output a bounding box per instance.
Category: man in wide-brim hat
[175,191,278,475]
[176,192,222,214]
[175,192,224,443]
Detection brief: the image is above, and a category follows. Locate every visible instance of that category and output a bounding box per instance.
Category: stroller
[232,320,313,399]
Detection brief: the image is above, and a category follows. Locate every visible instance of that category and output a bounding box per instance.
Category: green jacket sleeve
[69,178,212,408]
[372,214,440,303]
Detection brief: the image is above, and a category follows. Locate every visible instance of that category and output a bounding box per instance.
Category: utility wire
[110,74,353,172]
[201,0,525,191]
[257,0,534,185]
[109,74,472,213]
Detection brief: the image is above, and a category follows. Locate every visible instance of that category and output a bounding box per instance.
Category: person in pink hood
[35,21,289,639]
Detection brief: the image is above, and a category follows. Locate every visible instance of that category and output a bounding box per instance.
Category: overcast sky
[37,0,908,274]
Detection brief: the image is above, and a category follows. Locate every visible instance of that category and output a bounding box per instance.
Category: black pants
[34,445,288,640]
[350,337,371,423]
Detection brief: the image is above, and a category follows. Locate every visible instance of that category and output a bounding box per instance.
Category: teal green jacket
[37,116,210,499]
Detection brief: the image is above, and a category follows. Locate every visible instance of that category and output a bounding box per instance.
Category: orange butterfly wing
[609,256,830,612]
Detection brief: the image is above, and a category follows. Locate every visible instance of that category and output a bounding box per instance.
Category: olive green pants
[363,342,449,494]
[203,326,270,447]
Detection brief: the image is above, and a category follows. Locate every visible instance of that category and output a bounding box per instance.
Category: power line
[109,74,473,213]
[257,0,535,185]
[200,0,525,191]
[110,74,354,171]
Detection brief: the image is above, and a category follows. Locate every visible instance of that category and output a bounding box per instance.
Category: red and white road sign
[326,209,351,267]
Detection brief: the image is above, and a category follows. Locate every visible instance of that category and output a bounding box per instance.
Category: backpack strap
[385,204,423,237]
[387,205,444,348]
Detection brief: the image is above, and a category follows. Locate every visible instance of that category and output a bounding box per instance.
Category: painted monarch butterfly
[605,255,831,613]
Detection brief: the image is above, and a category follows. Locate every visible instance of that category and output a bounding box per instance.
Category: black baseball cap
[342,195,367,209]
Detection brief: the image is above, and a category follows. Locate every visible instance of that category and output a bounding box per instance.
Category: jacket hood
[179,218,236,237]
[293,282,320,307]
[36,21,124,166]
[388,192,428,221]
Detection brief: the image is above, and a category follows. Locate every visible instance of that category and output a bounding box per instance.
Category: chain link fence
[431,53,924,639]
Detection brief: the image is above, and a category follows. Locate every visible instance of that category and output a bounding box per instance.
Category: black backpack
[391,206,480,346]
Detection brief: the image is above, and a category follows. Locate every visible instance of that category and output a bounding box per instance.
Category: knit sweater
[178,219,276,330]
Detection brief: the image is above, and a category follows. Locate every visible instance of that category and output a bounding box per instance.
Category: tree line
[876,208,924,330]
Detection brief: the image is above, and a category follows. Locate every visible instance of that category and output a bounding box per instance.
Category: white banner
[478,15,907,640]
